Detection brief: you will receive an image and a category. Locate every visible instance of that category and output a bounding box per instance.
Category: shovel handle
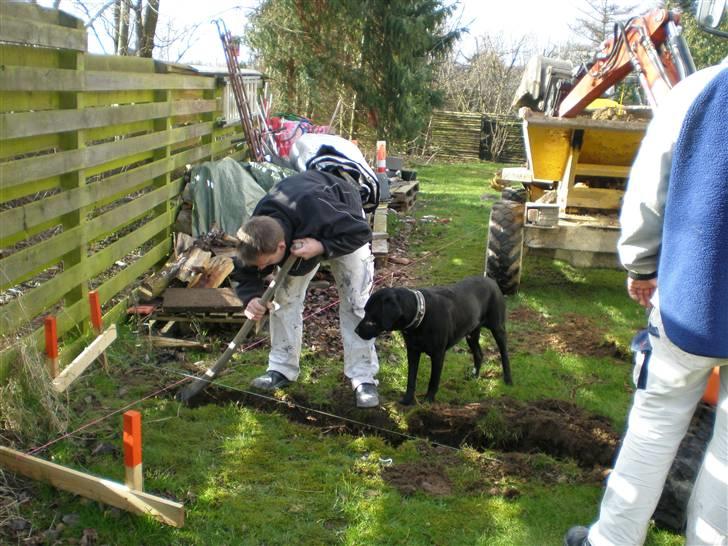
[177,254,299,403]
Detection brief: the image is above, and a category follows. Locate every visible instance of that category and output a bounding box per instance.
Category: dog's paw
[424,393,437,403]
[399,396,415,406]
[471,367,480,378]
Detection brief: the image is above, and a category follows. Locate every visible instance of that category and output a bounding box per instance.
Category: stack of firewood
[138,229,239,303]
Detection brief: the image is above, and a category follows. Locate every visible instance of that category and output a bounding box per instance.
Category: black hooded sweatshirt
[230,169,372,304]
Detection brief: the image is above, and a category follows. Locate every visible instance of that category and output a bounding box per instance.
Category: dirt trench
[193,384,619,469]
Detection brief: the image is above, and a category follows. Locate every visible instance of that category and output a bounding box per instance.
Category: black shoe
[563,526,590,546]
[250,370,291,391]
[355,383,379,408]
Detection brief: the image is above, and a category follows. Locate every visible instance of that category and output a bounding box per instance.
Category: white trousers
[266,243,379,390]
[589,297,727,546]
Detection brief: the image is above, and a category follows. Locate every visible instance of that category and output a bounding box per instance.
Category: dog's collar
[403,289,426,330]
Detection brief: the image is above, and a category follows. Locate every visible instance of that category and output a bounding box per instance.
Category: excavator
[485,0,725,533]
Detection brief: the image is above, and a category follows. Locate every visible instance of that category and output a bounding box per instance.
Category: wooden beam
[566,187,624,210]
[0,122,211,192]
[51,325,117,393]
[0,447,184,528]
[162,288,244,313]
[574,163,631,179]
[0,14,87,51]
[0,99,217,140]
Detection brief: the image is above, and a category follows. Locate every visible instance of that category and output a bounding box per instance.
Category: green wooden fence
[0,3,246,380]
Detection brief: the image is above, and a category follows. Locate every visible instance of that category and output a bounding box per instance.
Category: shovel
[177,254,299,403]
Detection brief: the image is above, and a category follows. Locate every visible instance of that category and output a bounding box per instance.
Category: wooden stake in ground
[88,290,109,370]
[123,410,143,491]
[44,315,59,378]
[177,254,299,403]
[51,325,117,393]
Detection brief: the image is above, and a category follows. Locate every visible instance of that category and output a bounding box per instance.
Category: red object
[44,316,58,359]
[702,367,720,406]
[268,116,330,158]
[126,305,157,316]
[376,142,386,173]
[558,8,682,117]
[89,290,103,331]
[123,410,142,468]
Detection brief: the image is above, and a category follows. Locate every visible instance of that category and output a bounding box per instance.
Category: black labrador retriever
[355,276,512,405]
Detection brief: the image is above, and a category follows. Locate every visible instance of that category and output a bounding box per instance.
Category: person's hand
[291,238,324,260]
[627,277,657,308]
[244,297,272,321]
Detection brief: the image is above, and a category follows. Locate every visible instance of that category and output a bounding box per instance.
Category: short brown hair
[237,216,285,265]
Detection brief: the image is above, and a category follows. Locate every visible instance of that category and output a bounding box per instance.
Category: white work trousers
[589,296,727,546]
[266,243,379,390]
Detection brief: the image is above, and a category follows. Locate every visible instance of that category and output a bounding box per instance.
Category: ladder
[215,19,264,162]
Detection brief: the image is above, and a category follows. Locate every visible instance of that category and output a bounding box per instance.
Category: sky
[39,0,653,66]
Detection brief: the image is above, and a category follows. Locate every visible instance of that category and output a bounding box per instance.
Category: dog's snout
[355,318,379,340]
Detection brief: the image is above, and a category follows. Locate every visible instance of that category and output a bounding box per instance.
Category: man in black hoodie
[232,169,380,408]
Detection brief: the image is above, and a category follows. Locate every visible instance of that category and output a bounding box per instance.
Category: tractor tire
[501,186,527,203]
[485,200,525,295]
[653,402,716,532]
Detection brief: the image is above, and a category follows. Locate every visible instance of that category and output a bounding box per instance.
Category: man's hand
[627,277,657,308]
[291,238,324,260]
[244,297,272,321]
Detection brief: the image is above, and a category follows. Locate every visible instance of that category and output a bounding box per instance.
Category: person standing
[565,63,728,546]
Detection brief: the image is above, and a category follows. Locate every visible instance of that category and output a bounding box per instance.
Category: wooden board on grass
[0,447,184,528]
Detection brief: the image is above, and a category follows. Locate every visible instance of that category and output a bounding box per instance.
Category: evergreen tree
[245,0,461,144]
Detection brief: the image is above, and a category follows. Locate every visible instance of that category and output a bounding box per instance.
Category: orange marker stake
[123,410,143,491]
[88,290,109,370]
[89,290,103,332]
[44,315,59,378]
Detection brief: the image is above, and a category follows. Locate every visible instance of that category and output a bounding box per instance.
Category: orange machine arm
[558,8,683,117]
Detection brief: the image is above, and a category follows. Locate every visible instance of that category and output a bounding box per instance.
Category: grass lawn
[1,161,684,545]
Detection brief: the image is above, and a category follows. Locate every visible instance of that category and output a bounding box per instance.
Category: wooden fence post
[58,18,89,335]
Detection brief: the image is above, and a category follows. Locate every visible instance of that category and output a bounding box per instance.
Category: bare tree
[138,0,159,57]
[438,34,529,114]
[568,0,638,49]
[55,0,160,57]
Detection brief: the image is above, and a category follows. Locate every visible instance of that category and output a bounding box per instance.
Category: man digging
[231,168,380,408]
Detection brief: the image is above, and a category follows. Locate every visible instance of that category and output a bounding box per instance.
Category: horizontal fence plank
[86,54,157,74]
[0,133,60,160]
[0,67,216,92]
[1,210,172,338]
[0,14,86,51]
[1,122,211,198]
[0,2,83,28]
[0,239,168,381]
[1,145,208,242]
[0,100,216,140]
[0,91,61,114]
[0,179,182,289]
[0,44,63,69]
[82,90,157,108]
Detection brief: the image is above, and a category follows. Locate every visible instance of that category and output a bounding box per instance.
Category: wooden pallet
[389,181,419,212]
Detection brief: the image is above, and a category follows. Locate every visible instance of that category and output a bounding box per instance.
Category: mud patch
[509,307,629,360]
[407,397,618,467]
[382,460,453,496]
